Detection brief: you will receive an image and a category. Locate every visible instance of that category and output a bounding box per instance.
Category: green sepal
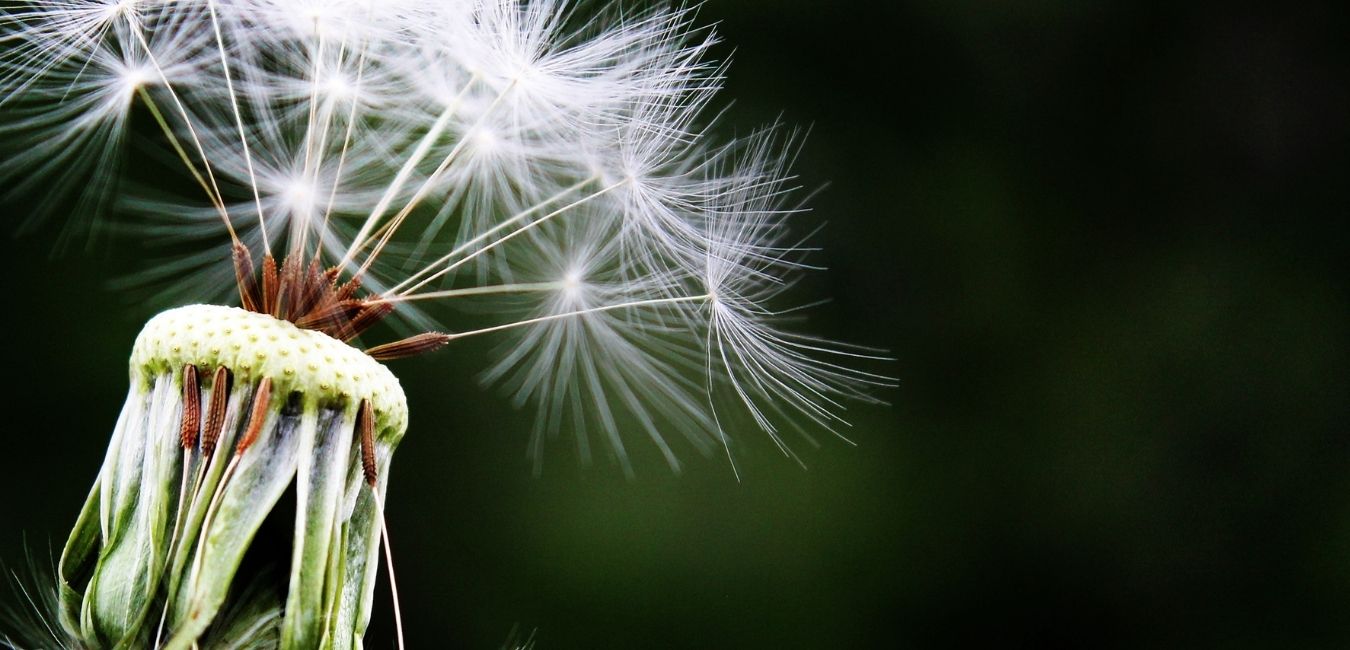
[281,402,357,649]
[57,479,102,640]
[165,399,301,650]
[86,375,185,646]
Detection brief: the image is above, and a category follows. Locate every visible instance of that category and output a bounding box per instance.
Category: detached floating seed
[58,305,409,650]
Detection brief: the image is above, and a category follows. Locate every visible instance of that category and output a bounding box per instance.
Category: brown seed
[232,242,260,312]
[261,255,280,316]
[293,258,326,318]
[179,365,200,449]
[359,399,377,486]
[365,332,452,360]
[294,298,364,334]
[278,253,303,319]
[201,366,231,456]
[333,275,363,303]
[235,377,272,455]
[343,300,396,341]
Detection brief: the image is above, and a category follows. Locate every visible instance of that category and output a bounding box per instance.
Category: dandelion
[0,1,891,647]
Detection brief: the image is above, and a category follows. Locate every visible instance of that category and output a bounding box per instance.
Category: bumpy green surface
[131,304,408,433]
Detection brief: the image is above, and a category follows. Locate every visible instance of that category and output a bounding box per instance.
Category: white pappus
[0,0,892,475]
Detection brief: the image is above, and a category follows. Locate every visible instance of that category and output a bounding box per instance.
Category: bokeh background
[3,1,1349,647]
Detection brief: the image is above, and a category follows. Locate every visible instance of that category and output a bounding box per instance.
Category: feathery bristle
[0,0,888,472]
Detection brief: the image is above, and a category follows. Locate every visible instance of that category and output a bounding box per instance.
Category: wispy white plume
[0,0,891,473]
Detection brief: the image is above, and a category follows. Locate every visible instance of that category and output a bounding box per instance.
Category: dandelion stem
[379,510,406,650]
[389,175,599,294]
[369,282,564,304]
[295,27,326,258]
[123,17,235,242]
[445,294,712,341]
[340,77,477,270]
[354,79,518,279]
[137,87,235,240]
[398,179,627,297]
[318,39,370,261]
[206,0,269,254]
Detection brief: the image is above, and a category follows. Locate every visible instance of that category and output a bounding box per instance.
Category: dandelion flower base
[57,305,407,649]
[134,304,408,433]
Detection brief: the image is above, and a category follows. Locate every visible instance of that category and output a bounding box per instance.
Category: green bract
[58,306,407,649]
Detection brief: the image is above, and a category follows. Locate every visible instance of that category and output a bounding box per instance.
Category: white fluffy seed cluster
[0,0,890,472]
[132,305,408,434]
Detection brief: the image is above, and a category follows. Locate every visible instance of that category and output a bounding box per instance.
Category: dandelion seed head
[0,0,890,474]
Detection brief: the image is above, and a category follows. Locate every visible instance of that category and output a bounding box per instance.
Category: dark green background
[3,1,1349,647]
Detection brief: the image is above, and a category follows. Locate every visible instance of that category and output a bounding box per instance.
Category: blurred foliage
[2,1,1349,648]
